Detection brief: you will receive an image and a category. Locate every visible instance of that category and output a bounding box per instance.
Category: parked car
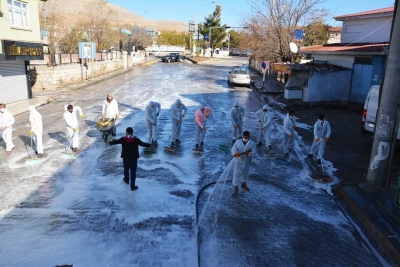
[227,66,251,87]
[161,53,185,63]
[362,84,400,139]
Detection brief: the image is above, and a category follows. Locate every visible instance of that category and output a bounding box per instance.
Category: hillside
[41,0,187,32]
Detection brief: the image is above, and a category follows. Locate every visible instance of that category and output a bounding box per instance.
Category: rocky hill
[41,0,187,32]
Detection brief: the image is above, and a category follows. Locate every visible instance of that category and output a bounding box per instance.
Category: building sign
[3,40,44,61]
[78,42,96,59]
[273,63,291,73]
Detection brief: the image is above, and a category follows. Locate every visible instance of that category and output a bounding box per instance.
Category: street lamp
[204,1,215,23]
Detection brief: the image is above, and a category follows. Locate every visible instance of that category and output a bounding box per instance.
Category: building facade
[0,0,44,104]
[299,6,393,103]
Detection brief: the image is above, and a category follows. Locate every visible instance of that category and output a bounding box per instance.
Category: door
[0,61,29,104]
[350,64,373,103]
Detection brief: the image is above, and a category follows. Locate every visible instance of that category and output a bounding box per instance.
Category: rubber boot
[232,186,238,197]
[241,182,249,191]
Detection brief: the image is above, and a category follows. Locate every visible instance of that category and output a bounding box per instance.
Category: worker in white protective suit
[230,101,245,144]
[255,104,272,150]
[308,114,331,165]
[282,109,296,156]
[0,103,15,155]
[194,104,211,150]
[231,131,256,196]
[102,93,119,136]
[63,104,83,152]
[169,99,187,147]
[145,101,161,145]
[28,105,43,157]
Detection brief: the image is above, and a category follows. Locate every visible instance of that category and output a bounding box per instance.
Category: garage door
[0,61,29,104]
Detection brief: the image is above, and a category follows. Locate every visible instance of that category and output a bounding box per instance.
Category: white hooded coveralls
[230,101,245,140]
[231,139,255,186]
[102,98,119,119]
[63,105,83,149]
[145,101,161,142]
[282,113,296,153]
[29,106,43,154]
[169,99,187,142]
[309,119,331,160]
[255,105,272,146]
[0,108,15,152]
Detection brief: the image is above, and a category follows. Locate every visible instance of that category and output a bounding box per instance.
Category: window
[8,0,29,28]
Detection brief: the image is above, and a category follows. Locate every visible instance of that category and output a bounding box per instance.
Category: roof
[299,42,389,54]
[334,6,394,20]
[328,27,342,33]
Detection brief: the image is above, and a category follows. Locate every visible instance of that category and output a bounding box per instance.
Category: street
[0,58,392,266]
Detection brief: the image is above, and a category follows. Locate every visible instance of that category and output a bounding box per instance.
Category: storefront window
[7,0,29,29]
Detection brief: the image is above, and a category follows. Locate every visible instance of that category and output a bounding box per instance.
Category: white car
[227,66,251,87]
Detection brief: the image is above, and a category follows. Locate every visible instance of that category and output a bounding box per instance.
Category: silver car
[228,66,251,87]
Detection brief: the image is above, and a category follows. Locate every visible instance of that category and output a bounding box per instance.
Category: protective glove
[315,138,319,142]
[324,137,329,141]
[156,113,159,116]
[289,134,293,138]
[261,127,265,130]
[202,126,206,130]
[233,125,237,128]
[258,119,261,122]
[234,152,240,157]
[239,116,242,120]
[29,131,34,135]
[245,151,250,156]
[182,114,185,117]
[79,114,84,119]
[74,127,78,132]
[178,119,182,123]
[116,114,119,118]
[102,113,105,118]
[293,125,296,129]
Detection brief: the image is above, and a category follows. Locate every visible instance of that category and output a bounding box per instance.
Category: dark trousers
[123,158,138,188]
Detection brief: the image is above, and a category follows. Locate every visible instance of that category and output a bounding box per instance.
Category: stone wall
[31,59,124,91]
[31,52,144,92]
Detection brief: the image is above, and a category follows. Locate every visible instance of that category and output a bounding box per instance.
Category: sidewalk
[249,66,400,266]
[7,57,158,117]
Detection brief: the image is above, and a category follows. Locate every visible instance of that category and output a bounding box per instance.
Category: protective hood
[28,105,36,112]
[149,101,154,107]
[175,99,182,105]
[262,104,268,110]
[198,104,204,110]
[233,101,239,108]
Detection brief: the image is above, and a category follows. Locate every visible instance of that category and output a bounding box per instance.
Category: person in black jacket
[108,127,151,191]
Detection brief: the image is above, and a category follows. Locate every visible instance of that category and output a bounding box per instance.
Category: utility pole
[367,0,400,187]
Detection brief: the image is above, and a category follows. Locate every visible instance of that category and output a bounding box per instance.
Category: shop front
[0,40,43,104]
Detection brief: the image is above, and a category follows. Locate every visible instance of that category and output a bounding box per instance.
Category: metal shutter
[0,61,29,104]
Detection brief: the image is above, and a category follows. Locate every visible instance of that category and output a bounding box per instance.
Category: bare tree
[243,0,327,62]
[78,0,116,51]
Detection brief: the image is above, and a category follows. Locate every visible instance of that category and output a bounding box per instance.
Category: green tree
[303,21,329,46]
[200,5,227,49]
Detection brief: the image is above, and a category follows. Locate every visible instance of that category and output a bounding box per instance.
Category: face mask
[290,116,293,119]
[0,108,4,113]
[263,110,267,113]
[68,110,73,113]
[235,107,238,109]
[150,106,154,109]
[107,97,111,100]
[177,105,181,108]
[242,138,249,142]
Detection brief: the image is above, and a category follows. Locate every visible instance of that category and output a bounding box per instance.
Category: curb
[142,60,158,66]
[339,185,400,265]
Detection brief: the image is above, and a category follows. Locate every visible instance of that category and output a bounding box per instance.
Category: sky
[107,0,396,28]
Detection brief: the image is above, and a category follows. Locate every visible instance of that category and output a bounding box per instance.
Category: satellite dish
[289,42,298,53]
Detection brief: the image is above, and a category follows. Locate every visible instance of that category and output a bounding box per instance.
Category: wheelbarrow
[97,117,116,142]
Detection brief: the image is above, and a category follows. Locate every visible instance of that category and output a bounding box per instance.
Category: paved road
[0,58,392,266]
